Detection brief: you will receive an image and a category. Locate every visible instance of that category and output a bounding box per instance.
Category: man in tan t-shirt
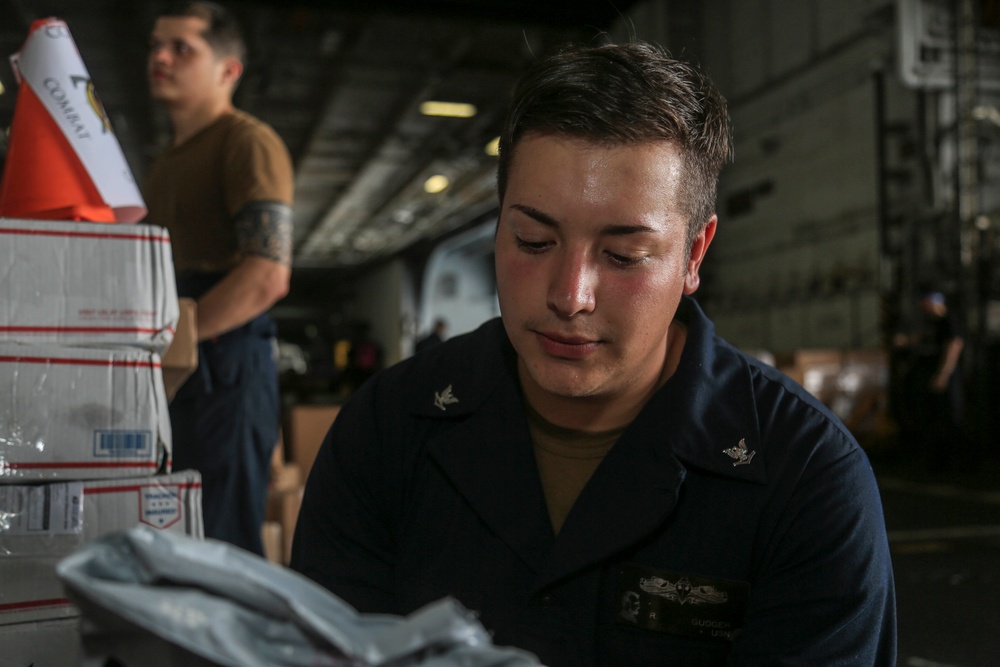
[144,1,293,555]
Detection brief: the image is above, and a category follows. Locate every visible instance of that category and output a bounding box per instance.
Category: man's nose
[149,45,169,65]
[548,250,597,317]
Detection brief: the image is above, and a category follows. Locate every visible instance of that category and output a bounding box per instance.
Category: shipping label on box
[79,470,203,541]
[0,345,171,483]
[0,481,84,539]
[0,218,178,354]
[0,470,202,626]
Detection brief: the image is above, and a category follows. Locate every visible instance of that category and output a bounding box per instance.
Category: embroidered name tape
[616,563,749,642]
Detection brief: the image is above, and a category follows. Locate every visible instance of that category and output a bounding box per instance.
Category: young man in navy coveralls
[291,42,896,665]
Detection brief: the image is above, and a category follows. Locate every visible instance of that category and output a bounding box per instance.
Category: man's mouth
[534,330,602,359]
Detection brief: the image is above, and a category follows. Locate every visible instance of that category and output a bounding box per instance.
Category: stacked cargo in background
[261,403,341,566]
[0,218,202,666]
[775,348,894,451]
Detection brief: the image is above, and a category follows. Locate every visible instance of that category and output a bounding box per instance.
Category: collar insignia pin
[433,384,459,411]
[723,438,755,466]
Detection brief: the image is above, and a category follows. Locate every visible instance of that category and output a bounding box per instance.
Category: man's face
[495,133,715,414]
[920,296,946,318]
[148,16,229,107]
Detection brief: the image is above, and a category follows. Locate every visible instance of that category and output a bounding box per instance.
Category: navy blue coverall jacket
[291,297,897,666]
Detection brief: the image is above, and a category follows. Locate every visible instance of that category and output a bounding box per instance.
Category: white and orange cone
[0,18,146,223]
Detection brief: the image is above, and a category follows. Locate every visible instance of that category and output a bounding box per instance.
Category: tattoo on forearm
[234,202,293,266]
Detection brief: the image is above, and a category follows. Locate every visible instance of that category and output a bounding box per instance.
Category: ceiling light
[424,175,449,194]
[420,101,477,118]
[972,105,1000,127]
[484,136,500,156]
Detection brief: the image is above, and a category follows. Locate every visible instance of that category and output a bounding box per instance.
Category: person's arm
[195,201,292,341]
[729,445,896,665]
[931,336,963,392]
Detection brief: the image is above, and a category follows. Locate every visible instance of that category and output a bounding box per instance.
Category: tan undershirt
[525,320,689,535]
[528,404,624,535]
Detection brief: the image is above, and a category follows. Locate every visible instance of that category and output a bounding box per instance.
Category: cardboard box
[775,349,845,405]
[161,297,198,401]
[271,432,285,471]
[261,520,283,565]
[0,218,178,354]
[284,404,340,480]
[0,470,202,625]
[270,462,303,493]
[266,485,303,566]
[791,349,841,367]
[0,345,170,483]
[0,617,82,666]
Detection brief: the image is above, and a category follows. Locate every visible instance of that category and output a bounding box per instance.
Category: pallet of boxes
[264,403,342,566]
[0,18,202,665]
[777,348,893,450]
[0,218,202,665]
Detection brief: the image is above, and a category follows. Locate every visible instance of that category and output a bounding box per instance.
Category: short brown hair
[161,1,246,62]
[498,42,732,247]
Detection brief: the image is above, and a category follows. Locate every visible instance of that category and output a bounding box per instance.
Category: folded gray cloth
[57,526,540,667]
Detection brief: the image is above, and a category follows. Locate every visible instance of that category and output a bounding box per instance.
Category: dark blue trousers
[170,275,280,555]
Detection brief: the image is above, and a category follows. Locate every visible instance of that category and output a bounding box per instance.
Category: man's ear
[220,57,244,87]
[683,216,717,295]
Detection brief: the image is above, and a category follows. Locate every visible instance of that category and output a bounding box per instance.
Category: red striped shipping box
[0,219,178,354]
[0,345,171,483]
[0,470,202,625]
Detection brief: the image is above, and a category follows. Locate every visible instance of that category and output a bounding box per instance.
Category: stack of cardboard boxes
[777,348,893,449]
[0,218,202,665]
[262,403,341,566]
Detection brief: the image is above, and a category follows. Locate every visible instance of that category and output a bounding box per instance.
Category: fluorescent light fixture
[972,105,1000,127]
[424,175,449,194]
[420,101,477,118]
[485,136,500,156]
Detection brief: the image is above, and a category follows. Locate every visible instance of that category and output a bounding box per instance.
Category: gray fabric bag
[57,525,541,667]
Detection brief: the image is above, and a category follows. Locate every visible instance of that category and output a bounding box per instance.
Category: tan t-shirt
[144,110,293,273]
[527,403,624,535]
[526,321,688,535]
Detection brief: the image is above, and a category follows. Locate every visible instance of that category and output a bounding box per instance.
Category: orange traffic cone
[0,18,145,223]
[0,82,116,222]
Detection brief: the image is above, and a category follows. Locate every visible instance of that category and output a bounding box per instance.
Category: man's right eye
[514,237,551,253]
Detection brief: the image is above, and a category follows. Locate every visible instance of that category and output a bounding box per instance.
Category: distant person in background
[345,322,382,391]
[415,318,448,353]
[893,290,965,469]
[144,1,293,554]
